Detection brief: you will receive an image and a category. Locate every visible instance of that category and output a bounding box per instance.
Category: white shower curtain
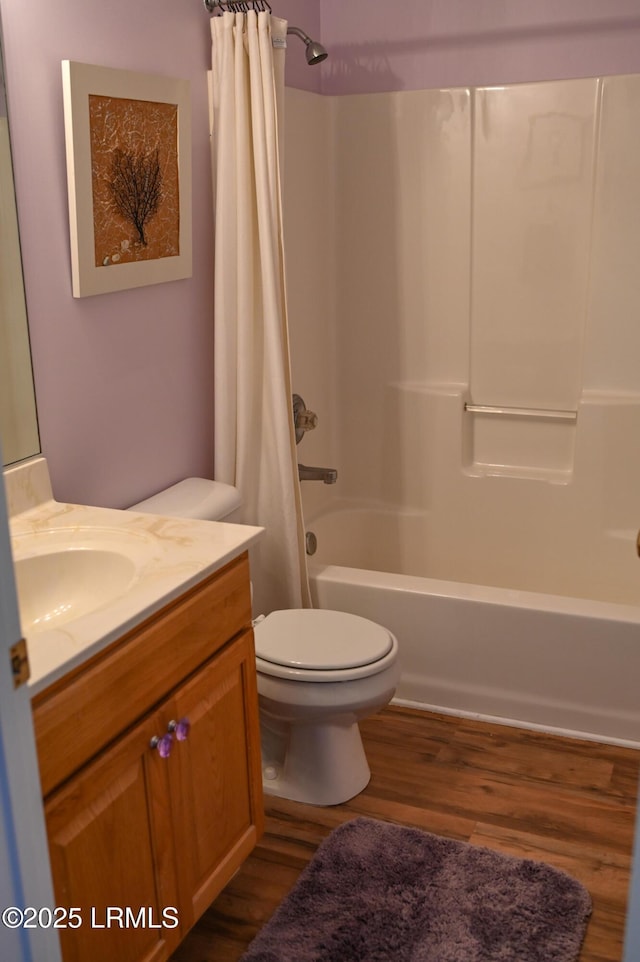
[209,10,311,614]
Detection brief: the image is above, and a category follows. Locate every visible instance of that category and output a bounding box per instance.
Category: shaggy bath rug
[240,817,592,962]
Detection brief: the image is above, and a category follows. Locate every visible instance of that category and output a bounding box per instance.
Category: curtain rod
[204,0,329,63]
[204,0,272,12]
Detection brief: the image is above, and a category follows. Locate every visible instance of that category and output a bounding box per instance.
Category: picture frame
[61,61,192,297]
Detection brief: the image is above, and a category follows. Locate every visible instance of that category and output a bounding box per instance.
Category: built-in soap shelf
[463,402,577,482]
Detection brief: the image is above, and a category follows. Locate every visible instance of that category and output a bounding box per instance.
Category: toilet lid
[253,609,393,671]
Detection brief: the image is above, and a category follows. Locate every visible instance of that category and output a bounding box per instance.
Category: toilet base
[260,714,371,806]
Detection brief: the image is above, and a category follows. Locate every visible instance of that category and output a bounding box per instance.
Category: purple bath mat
[240,816,592,962]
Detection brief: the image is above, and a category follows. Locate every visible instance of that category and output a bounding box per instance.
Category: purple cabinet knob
[168,718,191,741]
[150,733,173,758]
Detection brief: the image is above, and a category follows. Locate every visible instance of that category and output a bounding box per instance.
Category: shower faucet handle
[297,409,318,431]
[293,394,319,444]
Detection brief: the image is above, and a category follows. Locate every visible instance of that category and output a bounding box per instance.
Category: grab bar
[464,403,577,422]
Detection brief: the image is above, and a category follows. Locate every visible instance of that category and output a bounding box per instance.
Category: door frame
[0,455,61,962]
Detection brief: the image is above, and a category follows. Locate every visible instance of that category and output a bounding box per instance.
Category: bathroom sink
[14,548,137,633]
[11,526,153,634]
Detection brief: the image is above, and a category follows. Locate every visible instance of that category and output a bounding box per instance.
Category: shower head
[305,40,329,66]
[287,26,328,65]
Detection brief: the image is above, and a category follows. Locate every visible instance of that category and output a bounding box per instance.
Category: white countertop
[5,458,263,696]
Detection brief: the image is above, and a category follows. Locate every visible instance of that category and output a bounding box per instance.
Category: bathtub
[307,503,640,748]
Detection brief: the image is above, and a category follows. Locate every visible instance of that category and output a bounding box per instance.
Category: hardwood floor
[170,706,640,962]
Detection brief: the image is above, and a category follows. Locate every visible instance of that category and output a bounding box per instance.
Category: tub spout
[298,463,338,484]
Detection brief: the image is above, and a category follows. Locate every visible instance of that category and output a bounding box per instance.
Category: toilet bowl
[254,608,400,804]
[129,479,400,805]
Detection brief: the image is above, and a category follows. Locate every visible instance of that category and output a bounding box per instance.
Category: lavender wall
[318,0,640,94]
[0,0,318,509]
[2,0,639,508]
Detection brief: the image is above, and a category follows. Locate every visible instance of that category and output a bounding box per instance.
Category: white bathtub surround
[286,75,640,496]
[209,11,309,617]
[4,458,263,694]
[284,76,640,749]
[471,80,597,415]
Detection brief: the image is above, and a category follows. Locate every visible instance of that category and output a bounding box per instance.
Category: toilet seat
[253,609,398,682]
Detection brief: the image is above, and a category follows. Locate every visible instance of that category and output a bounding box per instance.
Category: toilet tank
[128,478,242,522]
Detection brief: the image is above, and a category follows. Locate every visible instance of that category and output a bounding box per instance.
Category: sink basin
[10,526,155,635]
[14,548,137,633]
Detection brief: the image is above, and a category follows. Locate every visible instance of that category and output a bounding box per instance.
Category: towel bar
[464,403,577,422]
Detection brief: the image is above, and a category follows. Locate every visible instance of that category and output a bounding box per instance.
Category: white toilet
[130,478,400,806]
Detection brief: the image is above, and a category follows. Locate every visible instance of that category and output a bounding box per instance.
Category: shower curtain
[209,10,311,614]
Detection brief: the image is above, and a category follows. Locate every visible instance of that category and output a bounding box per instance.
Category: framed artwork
[61,61,192,297]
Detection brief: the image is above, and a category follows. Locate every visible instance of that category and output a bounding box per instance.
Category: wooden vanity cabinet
[32,552,264,962]
[44,710,178,962]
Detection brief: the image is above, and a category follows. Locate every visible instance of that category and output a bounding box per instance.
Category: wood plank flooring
[170,706,640,962]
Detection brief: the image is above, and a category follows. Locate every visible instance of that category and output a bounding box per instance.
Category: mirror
[0,26,40,466]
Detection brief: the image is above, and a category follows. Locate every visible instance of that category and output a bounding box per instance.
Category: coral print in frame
[62,61,192,297]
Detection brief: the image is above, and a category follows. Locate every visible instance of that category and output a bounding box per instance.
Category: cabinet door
[167,629,264,927]
[45,714,181,962]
